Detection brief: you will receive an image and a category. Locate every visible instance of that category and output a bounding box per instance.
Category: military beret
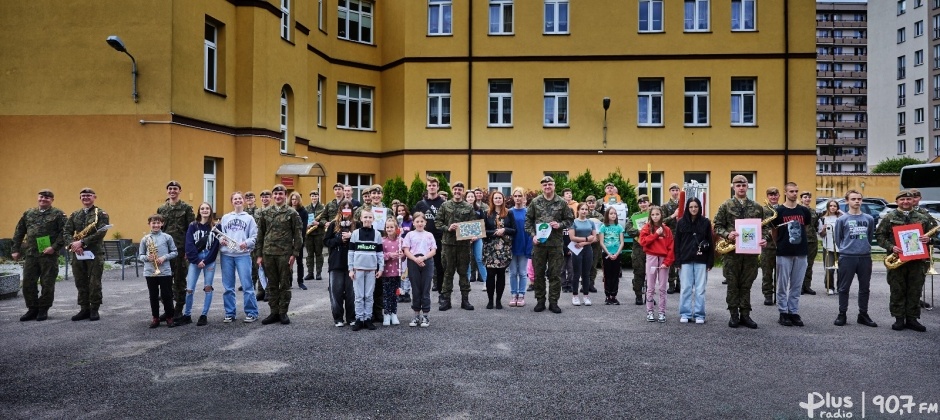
[896,190,914,199]
[910,188,921,197]
[452,182,465,189]
[79,187,95,195]
[333,182,345,189]
[637,194,649,203]
[244,191,256,198]
[272,184,287,193]
[732,175,749,184]
[371,184,383,193]
[800,191,812,198]
[541,176,555,185]
[669,183,680,190]
[166,180,182,189]
[766,187,779,195]
[604,182,615,188]
[38,189,54,198]
[309,190,319,196]
[260,190,272,196]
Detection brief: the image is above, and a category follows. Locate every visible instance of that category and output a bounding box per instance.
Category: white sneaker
[827,289,835,295]
[647,311,655,322]
[658,312,666,323]
[420,315,430,327]
[695,318,705,324]
[243,315,257,323]
[583,296,592,306]
[680,317,690,323]
[335,321,345,327]
[390,314,400,325]
[409,316,420,327]
[223,316,234,323]
[572,296,581,306]
[383,314,391,326]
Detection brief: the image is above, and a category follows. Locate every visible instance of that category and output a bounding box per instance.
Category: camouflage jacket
[524,194,574,248]
[305,202,326,236]
[439,199,475,245]
[245,206,259,217]
[318,199,341,228]
[12,206,67,258]
[353,203,373,225]
[157,200,195,246]
[625,217,644,252]
[662,198,680,230]
[875,208,935,252]
[713,197,765,240]
[64,206,111,254]
[256,205,303,257]
[803,205,820,244]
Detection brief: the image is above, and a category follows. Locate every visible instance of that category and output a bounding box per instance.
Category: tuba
[885,225,940,269]
[716,200,777,255]
[147,234,162,275]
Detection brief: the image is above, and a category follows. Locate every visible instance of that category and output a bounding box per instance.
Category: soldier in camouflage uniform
[586,195,603,292]
[156,181,195,318]
[714,175,767,329]
[304,190,326,280]
[661,183,682,294]
[876,190,938,332]
[256,184,303,325]
[910,188,938,309]
[64,188,110,321]
[438,182,476,311]
[353,185,374,227]
[318,183,345,233]
[800,191,820,295]
[525,176,575,314]
[626,195,651,305]
[760,187,780,306]
[12,189,67,321]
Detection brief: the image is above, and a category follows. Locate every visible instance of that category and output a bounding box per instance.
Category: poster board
[455,220,486,241]
[893,223,927,261]
[734,218,762,254]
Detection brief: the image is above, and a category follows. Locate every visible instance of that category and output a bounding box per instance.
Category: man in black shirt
[770,182,812,327]
[412,178,447,292]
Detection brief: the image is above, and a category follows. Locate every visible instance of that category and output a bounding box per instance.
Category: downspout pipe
[468,0,474,185]
[784,0,790,181]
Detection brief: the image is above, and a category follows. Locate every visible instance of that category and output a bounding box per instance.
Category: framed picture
[893,223,927,261]
[455,220,486,241]
[734,218,762,254]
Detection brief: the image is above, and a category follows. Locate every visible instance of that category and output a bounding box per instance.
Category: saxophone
[306,207,322,235]
[716,200,777,255]
[884,225,940,269]
[147,235,162,275]
[72,208,99,253]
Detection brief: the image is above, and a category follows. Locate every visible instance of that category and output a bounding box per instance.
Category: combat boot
[71,307,90,321]
[439,298,452,311]
[905,318,927,332]
[533,300,546,312]
[833,312,847,326]
[778,313,793,327]
[36,308,49,321]
[460,296,474,311]
[261,313,280,325]
[739,312,758,329]
[857,312,877,327]
[89,307,100,321]
[635,293,643,305]
[20,308,38,322]
[891,317,906,331]
[728,309,740,328]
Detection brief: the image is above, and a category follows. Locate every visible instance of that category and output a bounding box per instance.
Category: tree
[381,176,408,207]
[570,169,603,204]
[433,173,452,199]
[601,169,639,214]
[871,157,926,174]
[406,173,427,209]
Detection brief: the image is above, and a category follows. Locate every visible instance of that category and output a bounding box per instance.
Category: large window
[730,78,756,126]
[543,79,569,127]
[639,0,664,32]
[898,83,906,106]
[685,172,709,217]
[637,172,663,205]
[429,0,453,35]
[281,0,291,40]
[204,21,218,92]
[915,49,924,65]
[319,0,324,31]
[934,105,940,128]
[898,56,906,79]
[684,79,709,126]
[638,79,663,126]
[337,83,373,130]
[339,0,373,44]
[338,173,373,202]
[489,0,513,34]
[488,172,513,197]
[898,28,906,43]
[731,0,755,31]
[204,158,217,212]
[428,80,451,127]
[915,20,924,36]
[280,89,289,153]
[544,0,569,34]
[488,80,513,127]
[684,0,709,31]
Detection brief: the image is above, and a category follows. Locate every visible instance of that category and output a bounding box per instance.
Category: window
[854,164,865,173]
[730,78,756,126]
[684,0,709,31]
[898,0,907,15]
[684,173,709,216]
[915,137,925,152]
[338,173,373,202]
[915,20,924,37]
[337,83,373,130]
[544,0,569,34]
[637,172,663,204]
[488,172,513,197]
[935,15,940,38]
[731,0,755,31]
[916,78,924,94]
[204,21,218,92]
[935,76,940,99]
[898,140,907,154]
[934,45,940,67]
[935,136,940,155]
[639,0,663,32]
[916,0,924,7]
[488,80,513,126]
[426,171,451,183]
[319,0,324,31]
[898,83,906,106]
[204,158,217,212]
[489,0,513,34]
[429,0,453,35]
[638,79,663,126]
[338,0,373,44]
[898,112,906,135]
[684,79,709,126]
[281,0,291,40]
[916,108,925,123]
[730,172,756,200]
[428,80,451,127]
[898,56,906,79]
[317,76,324,126]
[934,105,940,128]
[280,89,289,153]
[898,28,906,43]
[544,79,569,126]
[915,49,924,65]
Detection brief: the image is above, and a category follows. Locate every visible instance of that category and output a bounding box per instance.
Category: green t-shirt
[599,224,624,255]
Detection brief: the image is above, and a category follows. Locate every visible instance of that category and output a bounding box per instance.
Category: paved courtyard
[1,261,938,419]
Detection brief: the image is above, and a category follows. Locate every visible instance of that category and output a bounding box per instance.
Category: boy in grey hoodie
[348,210,384,331]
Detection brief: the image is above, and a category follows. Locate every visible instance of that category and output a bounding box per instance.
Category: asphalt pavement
[1,261,939,419]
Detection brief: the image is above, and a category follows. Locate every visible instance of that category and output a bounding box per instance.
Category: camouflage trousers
[304,234,324,276]
[803,242,817,290]
[263,254,293,314]
[760,247,777,298]
[441,244,471,299]
[590,242,602,286]
[724,254,760,314]
[887,263,926,319]
[532,245,564,303]
[71,256,104,309]
[22,254,58,309]
[171,255,189,314]
[632,244,646,296]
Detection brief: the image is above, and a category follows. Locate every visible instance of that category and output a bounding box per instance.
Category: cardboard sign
[893,223,927,261]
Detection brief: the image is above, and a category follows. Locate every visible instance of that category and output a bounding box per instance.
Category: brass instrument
[147,234,162,275]
[71,208,99,253]
[824,223,839,270]
[306,208,323,235]
[716,200,777,255]
[884,225,940,269]
[212,225,240,252]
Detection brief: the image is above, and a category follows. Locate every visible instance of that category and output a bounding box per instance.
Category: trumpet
[716,200,777,255]
[147,235,162,275]
[885,225,940,269]
[212,225,241,252]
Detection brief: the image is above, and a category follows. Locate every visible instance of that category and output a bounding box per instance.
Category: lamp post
[106,35,138,103]
[602,97,611,148]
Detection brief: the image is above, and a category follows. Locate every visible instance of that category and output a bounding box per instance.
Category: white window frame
[639,0,664,33]
[544,0,569,34]
[898,112,906,135]
[898,83,906,106]
[489,0,514,35]
[337,83,373,130]
[730,78,756,126]
[338,0,374,44]
[898,140,907,154]
[338,173,374,203]
[916,108,925,124]
[898,28,906,43]
[730,0,755,31]
[684,0,710,32]
[543,79,569,127]
[204,22,218,92]
[934,136,940,155]
[488,80,513,127]
[915,49,924,66]
[319,0,324,31]
[428,80,452,127]
[933,105,940,128]
[488,172,513,197]
[280,90,289,153]
[429,0,453,36]
[638,79,663,126]
[684,79,709,126]
[204,158,217,212]
[898,0,907,15]
[730,172,756,200]
[915,137,925,152]
[684,173,710,217]
[281,0,291,41]
[637,172,663,204]
[915,78,924,95]
[317,76,324,126]
[915,20,924,37]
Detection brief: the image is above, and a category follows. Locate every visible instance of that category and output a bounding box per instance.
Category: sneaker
[409,316,420,327]
[583,297,592,306]
[827,289,835,296]
[647,311,655,322]
[604,296,612,305]
[196,315,208,326]
[149,317,160,328]
[335,320,345,327]
[611,297,620,305]
[517,296,526,307]
[508,295,518,307]
[298,283,308,290]
[420,315,430,328]
[680,317,690,323]
[390,314,400,325]
[365,319,376,330]
[243,315,258,323]
[351,320,363,331]
[223,316,235,323]
[572,296,581,306]
[383,314,391,326]
[695,318,705,324]
[658,312,666,323]
[790,314,804,327]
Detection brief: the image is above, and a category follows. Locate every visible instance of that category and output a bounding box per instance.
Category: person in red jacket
[639,206,675,323]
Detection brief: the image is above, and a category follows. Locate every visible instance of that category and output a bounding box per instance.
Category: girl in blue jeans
[179,202,221,326]
[674,197,714,324]
[507,187,532,307]
[465,191,488,284]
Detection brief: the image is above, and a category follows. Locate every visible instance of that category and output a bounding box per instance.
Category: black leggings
[603,257,621,297]
[146,276,174,318]
[486,267,507,303]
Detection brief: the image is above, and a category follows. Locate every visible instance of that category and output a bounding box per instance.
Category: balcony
[833,36,867,45]
[816,87,867,95]
[817,155,867,163]
[817,104,867,112]
[816,20,867,28]
[835,121,865,128]
[817,137,867,146]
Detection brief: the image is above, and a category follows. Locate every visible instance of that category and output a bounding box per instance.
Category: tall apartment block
[816,1,868,173]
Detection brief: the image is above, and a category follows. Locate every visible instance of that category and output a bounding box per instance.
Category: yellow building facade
[0,0,816,235]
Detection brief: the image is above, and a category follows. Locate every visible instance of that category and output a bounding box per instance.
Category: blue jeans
[508,255,528,295]
[467,239,488,282]
[184,260,216,316]
[221,253,259,318]
[679,263,708,320]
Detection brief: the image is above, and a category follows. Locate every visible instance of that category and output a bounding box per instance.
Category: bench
[102,239,140,280]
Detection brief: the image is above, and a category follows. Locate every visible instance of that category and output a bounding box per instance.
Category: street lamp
[602,97,611,148]
[106,35,138,103]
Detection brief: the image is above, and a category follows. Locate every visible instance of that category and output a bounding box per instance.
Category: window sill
[337,127,377,133]
[204,89,227,98]
[637,124,664,128]
[317,124,327,129]
[488,33,514,36]
[731,124,758,128]
[427,33,453,37]
[543,32,570,36]
[683,30,712,34]
[282,37,295,46]
[338,37,376,47]
[487,125,514,128]
[543,125,569,129]
[683,124,711,128]
[319,28,327,35]
[638,31,665,34]
[427,125,452,129]
[731,29,758,33]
